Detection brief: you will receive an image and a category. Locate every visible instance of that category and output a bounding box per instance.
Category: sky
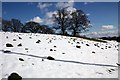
[2,1,118,37]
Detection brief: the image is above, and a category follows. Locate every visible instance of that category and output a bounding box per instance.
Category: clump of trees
[2,8,91,37]
[53,8,91,37]
[2,19,54,34]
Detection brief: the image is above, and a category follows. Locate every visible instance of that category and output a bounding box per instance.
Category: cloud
[101,25,114,31]
[46,11,57,18]
[56,0,74,9]
[81,29,118,38]
[45,19,55,25]
[27,16,43,23]
[37,3,52,9]
[66,7,76,14]
[86,13,90,16]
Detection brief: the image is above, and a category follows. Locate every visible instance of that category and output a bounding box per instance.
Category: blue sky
[2,2,118,37]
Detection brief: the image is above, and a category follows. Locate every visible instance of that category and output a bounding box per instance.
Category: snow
[0,32,118,79]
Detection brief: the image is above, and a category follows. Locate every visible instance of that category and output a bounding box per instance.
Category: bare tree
[11,19,23,32]
[53,8,69,35]
[2,19,23,32]
[68,10,91,36]
[2,19,12,32]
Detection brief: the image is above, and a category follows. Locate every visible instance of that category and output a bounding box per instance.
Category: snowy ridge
[0,32,118,78]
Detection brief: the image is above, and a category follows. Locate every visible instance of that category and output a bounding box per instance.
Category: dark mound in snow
[47,56,55,60]
[8,73,22,80]
[19,58,24,61]
[6,43,13,47]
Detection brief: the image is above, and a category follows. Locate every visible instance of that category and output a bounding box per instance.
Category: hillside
[0,32,119,79]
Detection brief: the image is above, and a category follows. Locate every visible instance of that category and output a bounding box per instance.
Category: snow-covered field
[0,32,119,79]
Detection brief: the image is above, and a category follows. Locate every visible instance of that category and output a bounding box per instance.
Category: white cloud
[37,3,52,9]
[45,19,55,25]
[101,25,114,31]
[86,13,90,16]
[56,0,74,9]
[46,11,57,18]
[66,7,76,14]
[27,16,43,23]
[68,0,74,3]
[82,29,118,38]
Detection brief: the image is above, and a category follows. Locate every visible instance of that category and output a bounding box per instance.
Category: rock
[62,53,65,54]
[17,43,22,47]
[86,44,89,46]
[47,56,55,60]
[25,48,28,50]
[8,73,22,80]
[92,51,95,53]
[101,48,104,50]
[29,37,32,39]
[54,46,56,48]
[6,36,8,39]
[36,40,41,43]
[6,43,13,47]
[116,63,120,66]
[13,39,16,41]
[42,59,44,61]
[18,36,22,39]
[76,45,81,48]
[19,58,24,61]
[50,49,53,51]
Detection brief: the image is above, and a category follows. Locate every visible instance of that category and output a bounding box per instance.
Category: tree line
[2,8,91,37]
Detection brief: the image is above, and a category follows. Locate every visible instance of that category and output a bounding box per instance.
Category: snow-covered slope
[0,32,119,78]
